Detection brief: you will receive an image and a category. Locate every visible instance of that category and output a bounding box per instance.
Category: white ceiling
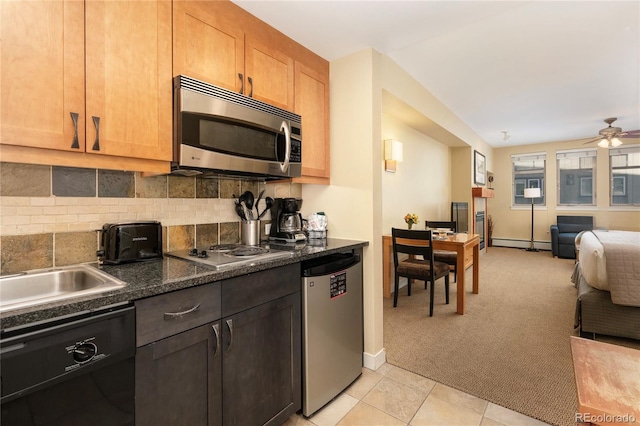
[232,0,640,147]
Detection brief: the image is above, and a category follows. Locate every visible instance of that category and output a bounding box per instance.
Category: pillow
[578,231,608,290]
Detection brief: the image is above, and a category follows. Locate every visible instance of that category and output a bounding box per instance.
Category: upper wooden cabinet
[85,1,172,161]
[0,0,172,170]
[293,61,330,184]
[1,1,84,152]
[173,0,294,111]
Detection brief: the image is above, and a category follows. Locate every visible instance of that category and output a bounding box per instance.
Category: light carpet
[384,247,588,426]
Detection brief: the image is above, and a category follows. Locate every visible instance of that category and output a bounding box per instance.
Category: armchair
[550,216,593,259]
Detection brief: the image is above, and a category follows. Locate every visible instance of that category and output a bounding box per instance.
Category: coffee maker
[269,198,307,242]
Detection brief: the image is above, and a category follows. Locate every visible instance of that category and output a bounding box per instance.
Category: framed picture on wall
[474,150,486,185]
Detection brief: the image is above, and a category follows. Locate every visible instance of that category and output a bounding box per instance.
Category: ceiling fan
[584,117,640,148]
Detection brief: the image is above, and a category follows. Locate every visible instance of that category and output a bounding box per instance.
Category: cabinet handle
[212,323,220,357]
[225,319,233,353]
[238,73,244,94]
[91,116,100,151]
[70,112,80,149]
[163,303,200,320]
[247,76,253,97]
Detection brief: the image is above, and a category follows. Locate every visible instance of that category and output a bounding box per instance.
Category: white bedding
[578,231,608,290]
[579,230,640,307]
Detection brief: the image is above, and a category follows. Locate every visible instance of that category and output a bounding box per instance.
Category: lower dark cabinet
[222,292,301,426]
[135,323,222,426]
[135,263,301,426]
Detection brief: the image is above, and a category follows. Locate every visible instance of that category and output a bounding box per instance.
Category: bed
[572,230,640,340]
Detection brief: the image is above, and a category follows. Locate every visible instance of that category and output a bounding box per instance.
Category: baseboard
[363,348,386,371]
[491,238,551,251]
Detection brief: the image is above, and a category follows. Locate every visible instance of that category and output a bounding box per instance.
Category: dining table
[382,232,480,315]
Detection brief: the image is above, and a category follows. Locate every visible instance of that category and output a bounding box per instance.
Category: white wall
[302,49,385,367]
[382,113,451,231]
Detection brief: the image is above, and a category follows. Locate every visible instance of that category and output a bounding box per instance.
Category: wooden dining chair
[426,220,458,282]
[391,228,450,316]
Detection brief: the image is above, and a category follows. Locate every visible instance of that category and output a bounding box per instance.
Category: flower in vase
[404,213,419,229]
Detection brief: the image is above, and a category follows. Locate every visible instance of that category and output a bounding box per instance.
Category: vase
[407,223,413,230]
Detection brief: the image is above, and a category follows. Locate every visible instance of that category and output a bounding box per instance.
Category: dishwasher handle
[302,252,360,277]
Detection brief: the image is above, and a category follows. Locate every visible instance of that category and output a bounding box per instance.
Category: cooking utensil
[254,189,265,217]
[235,202,247,220]
[239,191,255,220]
[258,196,273,219]
[241,201,254,220]
[243,191,255,211]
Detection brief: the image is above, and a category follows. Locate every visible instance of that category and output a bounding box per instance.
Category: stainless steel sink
[0,264,127,313]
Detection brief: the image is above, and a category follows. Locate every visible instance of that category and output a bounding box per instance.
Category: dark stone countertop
[1,238,368,331]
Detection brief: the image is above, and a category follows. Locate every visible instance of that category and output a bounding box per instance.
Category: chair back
[425,221,457,232]
[391,228,435,268]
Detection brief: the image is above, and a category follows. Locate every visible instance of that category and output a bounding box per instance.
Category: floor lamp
[524,187,541,252]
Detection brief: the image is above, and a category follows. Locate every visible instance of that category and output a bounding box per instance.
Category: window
[512,153,545,206]
[556,149,596,205]
[610,145,640,206]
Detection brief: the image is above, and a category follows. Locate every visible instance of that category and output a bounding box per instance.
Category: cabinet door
[222,292,301,426]
[136,322,222,426]
[173,0,244,93]
[85,0,172,161]
[0,0,84,151]
[245,35,295,111]
[294,61,330,183]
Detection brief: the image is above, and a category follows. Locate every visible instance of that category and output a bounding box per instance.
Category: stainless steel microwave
[172,75,302,179]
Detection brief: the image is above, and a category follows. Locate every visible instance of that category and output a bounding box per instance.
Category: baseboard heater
[492,238,551,251]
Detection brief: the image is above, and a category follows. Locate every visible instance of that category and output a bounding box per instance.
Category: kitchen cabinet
[293,61,331,184]
[0,0,172,172]
[136,323,222,426]
[135,283,222,426]
[135,263,301,426]
[173,0,294,111]
[221,264,301,426]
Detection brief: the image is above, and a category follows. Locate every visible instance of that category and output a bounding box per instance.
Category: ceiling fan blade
[618,130,640,138]
[582,137,600,145]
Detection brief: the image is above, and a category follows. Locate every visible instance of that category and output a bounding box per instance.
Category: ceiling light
[597,138,609,148]
[502,131,510,142]
[611,137,622,147]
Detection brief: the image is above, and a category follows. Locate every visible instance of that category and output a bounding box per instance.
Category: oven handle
[279,120,291,173]
[163,304,200,320]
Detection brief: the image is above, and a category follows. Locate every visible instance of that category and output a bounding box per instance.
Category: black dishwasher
[1,304,135,426]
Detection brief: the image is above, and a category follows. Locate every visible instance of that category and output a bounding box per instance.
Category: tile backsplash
[0,162,301,274]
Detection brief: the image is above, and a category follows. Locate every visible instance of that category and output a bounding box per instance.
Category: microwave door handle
[279,121,291,173]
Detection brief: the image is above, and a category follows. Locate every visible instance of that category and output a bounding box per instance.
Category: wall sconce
[384,139,403,172]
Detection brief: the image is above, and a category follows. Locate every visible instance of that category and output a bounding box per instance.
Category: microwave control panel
[290,139,302,163]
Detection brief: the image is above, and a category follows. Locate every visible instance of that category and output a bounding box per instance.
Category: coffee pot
[269,198,307,242]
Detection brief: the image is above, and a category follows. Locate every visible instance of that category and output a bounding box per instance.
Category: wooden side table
[570,336,640,425]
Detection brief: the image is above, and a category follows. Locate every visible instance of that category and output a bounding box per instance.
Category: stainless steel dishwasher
[301,250,363,417]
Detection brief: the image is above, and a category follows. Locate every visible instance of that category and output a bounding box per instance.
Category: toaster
[98,221,163,264]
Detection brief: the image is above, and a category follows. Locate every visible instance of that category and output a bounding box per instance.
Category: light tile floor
[284,363,550,426]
